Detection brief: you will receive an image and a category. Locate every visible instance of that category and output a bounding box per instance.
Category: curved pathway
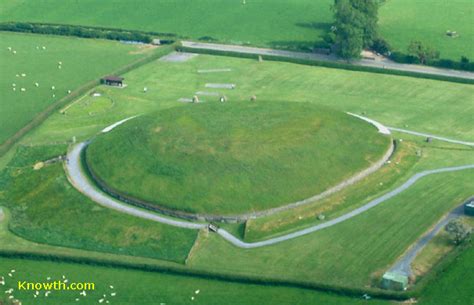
[388,197,473,277]
[181,41,474,80]
[65,140,474,248]
[66,142,206,230]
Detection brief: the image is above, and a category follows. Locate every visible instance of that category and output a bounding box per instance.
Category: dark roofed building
[465,199,474,216]
[101,75,124,87]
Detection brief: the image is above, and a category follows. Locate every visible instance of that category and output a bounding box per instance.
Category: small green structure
[465,200,474,216]
[381,272,408,291]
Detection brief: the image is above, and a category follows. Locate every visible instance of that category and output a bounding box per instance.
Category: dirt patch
[33,162,44,170]
[154,126,162,133]
[128,45,158,55]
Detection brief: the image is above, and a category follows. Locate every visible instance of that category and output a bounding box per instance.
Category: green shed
[465,200,474,216]
[381,272,408,291]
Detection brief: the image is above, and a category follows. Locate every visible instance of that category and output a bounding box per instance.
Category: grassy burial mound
[86,101,390,216]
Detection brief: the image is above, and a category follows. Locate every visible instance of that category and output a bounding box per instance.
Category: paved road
[181,41,474,80]
[65,141,474,248]
[388,197,473,277]
[388,127,474,147]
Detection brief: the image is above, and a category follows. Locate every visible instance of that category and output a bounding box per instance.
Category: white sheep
[51,86,55,90]
[35,82,39,87]
[12,50,16,54]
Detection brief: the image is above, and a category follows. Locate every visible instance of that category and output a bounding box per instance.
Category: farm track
[388,197,474,277]
[65,118,474,249]
[181,41,474,80]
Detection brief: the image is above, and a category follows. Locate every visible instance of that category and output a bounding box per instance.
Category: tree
[445,219,471,245]
[332,0,379,60]
[371,37,390,55]
[407,41,440,64]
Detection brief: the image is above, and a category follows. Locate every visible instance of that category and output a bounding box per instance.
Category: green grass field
[1,0,473,60]
[0,144,198,263]
[0,52,470,290]
[86,102,389,215]
[0,257,396,305]
[379,0,474,60]
[0,32,152,145]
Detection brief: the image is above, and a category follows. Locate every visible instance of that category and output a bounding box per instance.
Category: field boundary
[0,249,410,301]
[176,43,474,84]
[0,43,176,157]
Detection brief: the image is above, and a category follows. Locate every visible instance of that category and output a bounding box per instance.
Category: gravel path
[101,116,138,133]
[65,142,206,230]
[388,197,473,277]
[217,165,474,248]
[181,41,474,80]
[388,127,474,147]
[347,112,391,135]
[160,52,198,62]
[65,141,474,248]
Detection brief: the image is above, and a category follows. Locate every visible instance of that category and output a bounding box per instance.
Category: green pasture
[1,0,473,59]
[379,0,474,60]
[0,145,197,263]
[21,54,474,147]
[189,167,474,288]
[0,32,150,145]
[417,244,474,305]
[0,258,395,305]
[0,0,333,51]
[0,52,471,294]
[86,102,389,215]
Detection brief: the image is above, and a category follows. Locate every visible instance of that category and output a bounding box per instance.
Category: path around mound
[181,41,474,80]
[64,117,474,248]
